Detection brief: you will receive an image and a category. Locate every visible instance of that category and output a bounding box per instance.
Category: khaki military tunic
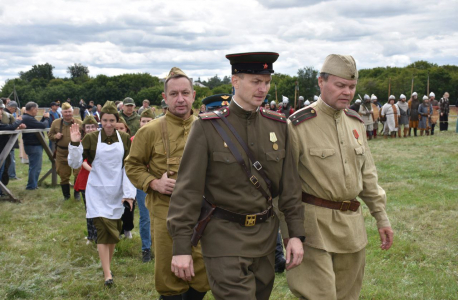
[167,101,305,258]
[286,98,391,300]
[125,111,209,295]
[48,118,82,185]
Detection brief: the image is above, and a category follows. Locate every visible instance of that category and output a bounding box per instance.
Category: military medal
[353,129,362,145]
[270,132,278,150]
[224,142,228,148]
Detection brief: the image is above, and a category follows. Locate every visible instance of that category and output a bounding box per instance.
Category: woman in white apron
[68,101,136,287]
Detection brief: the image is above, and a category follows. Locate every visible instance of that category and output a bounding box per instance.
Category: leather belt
[57,145,68,150]
[212,205,274,227]
[302,192,360,212]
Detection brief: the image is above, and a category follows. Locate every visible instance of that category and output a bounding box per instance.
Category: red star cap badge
[263,64,268,69]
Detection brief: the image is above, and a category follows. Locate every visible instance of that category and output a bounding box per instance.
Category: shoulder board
[199,107,230,120]
[289,107,317,126]
[343,108,364,123]
[260,108,286,123]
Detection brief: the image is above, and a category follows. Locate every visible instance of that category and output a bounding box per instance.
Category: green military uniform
[48,115,83,199]
[167,102,305,299]
[285,55,391,300]
[120,110,140,135]
[125,111,209,296]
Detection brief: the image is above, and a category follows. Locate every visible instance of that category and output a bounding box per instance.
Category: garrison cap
[202,94,231,109]
[321,54,358,80]
[161,99,168,108]
[82,115,98,125]
[165,67,190,82]
[123,97,135,106]
[101,101,118,114]
[226,52,279,75]
[140,108,155,119]
[117,116,129,128]
[61,102,72,110]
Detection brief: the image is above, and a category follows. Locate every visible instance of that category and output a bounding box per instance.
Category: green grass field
[1,121,457,299]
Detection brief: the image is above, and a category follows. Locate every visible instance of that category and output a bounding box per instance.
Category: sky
[1,0,457,87]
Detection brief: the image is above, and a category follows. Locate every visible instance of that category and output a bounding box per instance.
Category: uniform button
[250,142,254,146]
[276,157,279,161]
[345,159,347,163]
[341,141,343,144]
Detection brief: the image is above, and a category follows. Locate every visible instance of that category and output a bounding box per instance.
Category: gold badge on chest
[270,132,278,150]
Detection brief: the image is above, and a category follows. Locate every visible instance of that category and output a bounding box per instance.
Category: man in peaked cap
[201,93,232,112]
[48,102,83,200]
[285,54,393,300]
[120,97,141,136]
[167,52,305,300]
[125,67,209,299]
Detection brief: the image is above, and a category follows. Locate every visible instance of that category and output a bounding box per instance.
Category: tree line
[1,61,457,109]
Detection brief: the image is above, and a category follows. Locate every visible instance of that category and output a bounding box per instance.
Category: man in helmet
[396,94,410,138]
[358,94,374,140]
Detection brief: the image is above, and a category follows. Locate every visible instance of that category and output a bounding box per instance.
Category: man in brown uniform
[48,102,82,200]
[125,67,209,300]
[285,54,394,300]
[167,52,305,300]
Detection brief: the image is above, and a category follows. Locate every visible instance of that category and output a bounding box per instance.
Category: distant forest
[1,60,457,109]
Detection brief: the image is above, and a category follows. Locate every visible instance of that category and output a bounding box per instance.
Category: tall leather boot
[182,287,207,300]
[61,184,70,200]
[74,190,81,201]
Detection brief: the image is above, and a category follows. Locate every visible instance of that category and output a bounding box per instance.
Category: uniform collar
[165,110,195,125]
[101,129,118,143]
[316,97,342,119]
[229,98,258,120]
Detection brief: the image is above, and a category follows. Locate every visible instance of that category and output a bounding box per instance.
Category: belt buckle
[245,215,256,226]
[250,175,260,188]
[253,161,262,171]
[340,201,351,211]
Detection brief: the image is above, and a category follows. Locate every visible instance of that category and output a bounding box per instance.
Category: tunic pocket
[212,151,236,164]
[265,149,285,162]
[309,148,335,159]
[354,146,365,156]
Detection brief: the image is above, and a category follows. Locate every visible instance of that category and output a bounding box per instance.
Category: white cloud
[0,0,457,87]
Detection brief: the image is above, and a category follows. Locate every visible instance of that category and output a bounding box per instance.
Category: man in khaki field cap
[285,54,394,300]
[125,67,209,299]
[48,102,82,200]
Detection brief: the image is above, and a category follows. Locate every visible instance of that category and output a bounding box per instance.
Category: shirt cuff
[371,211,391,229]
[286,219,306,239]
[172,236,193,256]
[71,142,80,147]
[142,175,157,193]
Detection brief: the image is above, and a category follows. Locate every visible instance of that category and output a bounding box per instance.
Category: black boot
[159,295,183,300]
[414,128,417,136]
[61,184,70,200]
[74,190,81,201]
[182,287,207,300]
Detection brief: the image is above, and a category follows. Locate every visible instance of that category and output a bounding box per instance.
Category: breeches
[286,244,365,300]
[56,153,80,185]
[204,252,275,300]
[153,216,209,295]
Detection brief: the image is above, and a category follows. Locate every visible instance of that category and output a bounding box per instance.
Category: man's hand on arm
[171,255,194,281]
[378,227,394,250]
[285,237,304,270]
[149,172,176,195]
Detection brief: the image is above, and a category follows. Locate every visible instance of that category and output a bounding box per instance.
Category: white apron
[86,130,125,219]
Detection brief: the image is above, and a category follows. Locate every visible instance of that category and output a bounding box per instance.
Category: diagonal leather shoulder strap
[160,116,171,176]
[210,119,272,206]
[216,111,272,190]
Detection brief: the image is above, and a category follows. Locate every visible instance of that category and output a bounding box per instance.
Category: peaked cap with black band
[320,54,358,80]
[202,93,232,109]
[226,52,279,75]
